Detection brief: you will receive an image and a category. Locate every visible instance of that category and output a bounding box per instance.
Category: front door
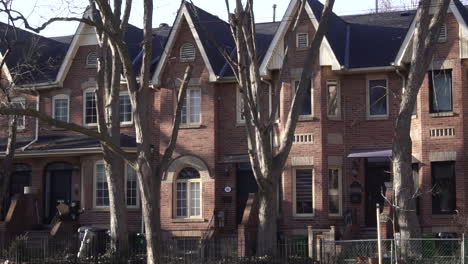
[48,170,72,222]
[236,164,258,225]
[365,159,390,227]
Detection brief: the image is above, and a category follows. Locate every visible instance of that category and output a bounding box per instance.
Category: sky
[3,0,412,37]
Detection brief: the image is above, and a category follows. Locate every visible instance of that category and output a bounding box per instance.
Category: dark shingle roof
[0,134,136,152]
[0,22,69,85]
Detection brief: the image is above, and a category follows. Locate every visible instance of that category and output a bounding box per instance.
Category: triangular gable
[259,0,342,77]
[152,3,217,86]
[395,0,468,66]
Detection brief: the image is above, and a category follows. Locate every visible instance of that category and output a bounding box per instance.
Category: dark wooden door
[49,170,72,221]
[365,161,390,227]
[236,168,258,225]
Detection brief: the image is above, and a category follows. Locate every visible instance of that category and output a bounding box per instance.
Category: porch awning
[347,149,392,158]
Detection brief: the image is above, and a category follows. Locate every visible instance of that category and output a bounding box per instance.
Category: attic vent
[86,51,98,66]
[296,33,309,49]
[293,133,313,144]
[438,24,447,42]
[180,43,196,62]
[430,127,455,138]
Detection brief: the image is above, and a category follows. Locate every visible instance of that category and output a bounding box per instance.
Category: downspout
[21,91,39,151]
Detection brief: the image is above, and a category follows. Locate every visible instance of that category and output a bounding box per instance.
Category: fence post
[307,225,314,260]
[462,233,465,264]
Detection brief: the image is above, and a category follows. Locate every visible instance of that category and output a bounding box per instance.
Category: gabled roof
[0,22,69,85]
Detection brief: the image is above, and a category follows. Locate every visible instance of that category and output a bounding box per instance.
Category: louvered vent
[430,127,455,138]
[438,24,447,42]
[180,43,196,62]
[86,51,98,66]
[293,133,313,144]
[296,33,308,48]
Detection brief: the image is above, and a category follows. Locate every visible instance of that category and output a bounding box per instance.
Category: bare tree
[392,0,450,247]
[224,0,335,255]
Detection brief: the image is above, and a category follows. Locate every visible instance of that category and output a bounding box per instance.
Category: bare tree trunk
[0,116,16,220]
[256,177,278,256]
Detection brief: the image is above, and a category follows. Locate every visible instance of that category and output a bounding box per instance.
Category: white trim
[328,166,342,217]
[366,77,389,120]
[52,94,70,122]
[326,80,341,120]
[293,167,314,217]
[83,88,97,126]
[125,164,140,209]
[181,87,202,126]
[296,32,309,48]
[93,160,108,209]
[119,91,133,125]
[180,42,196,62]
[86,51,98,67]
[152,4,217,86]
[174,168,203,219]
[11,97,26,130]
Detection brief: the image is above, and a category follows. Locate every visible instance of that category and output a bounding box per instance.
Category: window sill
[298,115,316,122]
[293,215,314,219]
[180,124,202,129]
[366,115,389,121]
[171,218,207,223]
[327,116,341,121]
[120,123,133,128]
[430,112,454,117]
[236,122,246,127]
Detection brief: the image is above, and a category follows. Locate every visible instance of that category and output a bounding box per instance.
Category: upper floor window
[86,51,98,66]
[126,164,139,208]
[294,168,313,216]
[181,88,201,125]
[11,97,26,130]
[53,94,69,122]
[367,79,388,118]
[119,91,132,125]
[294,80,313,117]
[83,88,97,126]
[327,80,340,119]
[429,70,452,113]
[180,43,196,62]
[438,24,447,42]
[175,167,201,218]
[296,33,309,49]
[432,161,455,215]
[237,86,245,124]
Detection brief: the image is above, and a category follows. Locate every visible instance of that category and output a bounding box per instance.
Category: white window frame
[125,164,140,209]
[52,94,70,122]
[328,167,342,216]
[236,86,245,124]
[11,97,26,130]
[93,160,140,209]
[86,51,98,67]
[119,91,133,125]
[366,77,389,120]
[174,168,202,219]
[296,32,309,49]
[294,80,314,119]
[83,88,97,126]
[181,87,202,126]
[327,80,341,120]
[180,42,196,62]
[293,167,314,217]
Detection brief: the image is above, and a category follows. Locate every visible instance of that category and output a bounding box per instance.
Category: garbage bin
[77,226,109,258]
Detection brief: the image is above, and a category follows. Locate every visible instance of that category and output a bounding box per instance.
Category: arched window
[180,43,196,62]
[86,51,98,66]
[175,167,201,218]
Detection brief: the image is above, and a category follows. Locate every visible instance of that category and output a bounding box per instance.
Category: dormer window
[86,51,98,66]
[180,43,196,62]
[296,33,309,49]
[438,24,447,42]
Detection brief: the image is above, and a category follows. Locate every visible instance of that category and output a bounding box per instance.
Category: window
[84,89,97,125]
[181,88,201,125]
[180,43,196,62]
[438,24,447,42]
[86,51,98,66]
[11,97,26,130]
[327,80,340,118]
[95,161,109,207]
[368,79,388,118]
[237,86,245,123]
[429,70,452,113]
[432,161,456,214]
[94,161,139,208]
[294,168,313,216]
[294,80,312,117]
[175,167,201,218]
[119,91,132,124]
[296,33,309,48]
[328,167,342,216]
[53,94,69,122]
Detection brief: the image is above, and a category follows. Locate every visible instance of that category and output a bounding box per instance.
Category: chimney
[273,4,277,22]
[375,0,379,13]
[159,23,169,28]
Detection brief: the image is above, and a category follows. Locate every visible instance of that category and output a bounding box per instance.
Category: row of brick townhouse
[0,0,467,243]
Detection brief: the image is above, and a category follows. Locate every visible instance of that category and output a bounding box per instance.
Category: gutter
[340,66,396,74]
[15,81,61,90]
[0,147,138,158]
[21,91,40,151]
